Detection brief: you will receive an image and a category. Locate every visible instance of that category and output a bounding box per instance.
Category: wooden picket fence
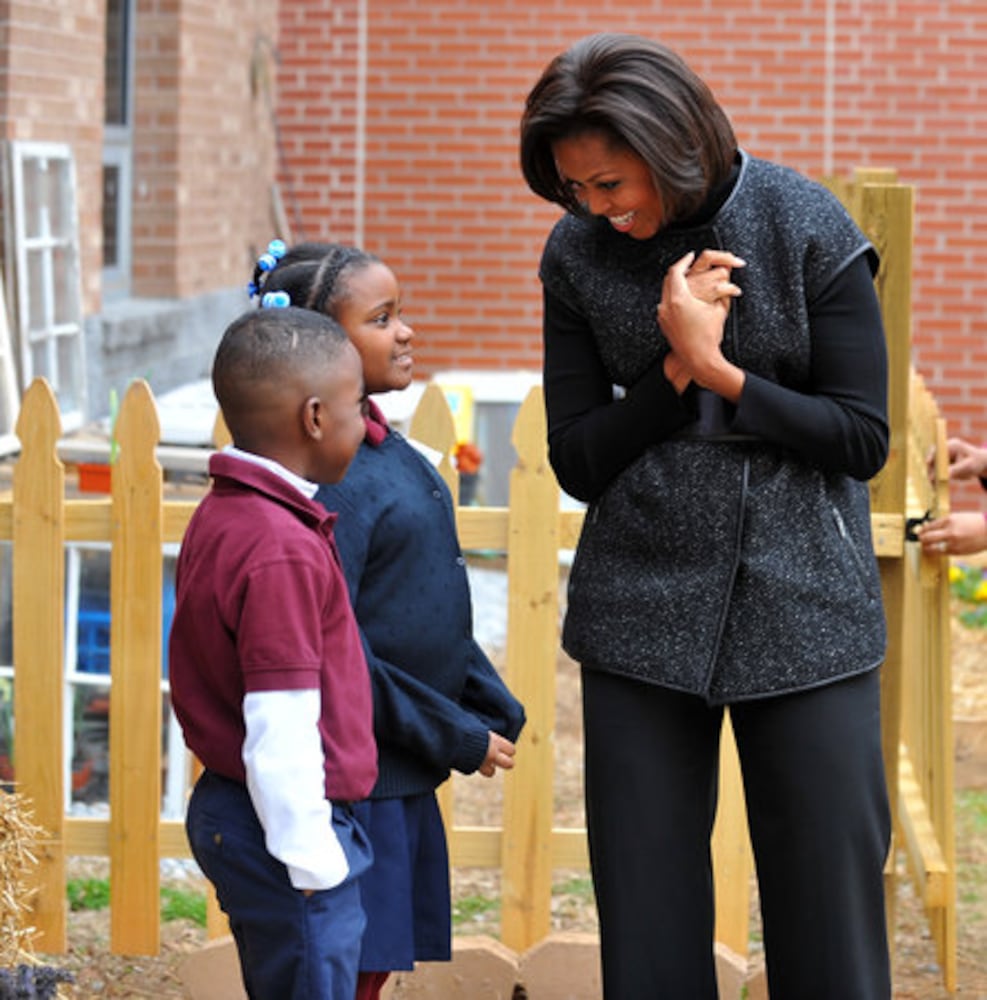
[0,169,956,992]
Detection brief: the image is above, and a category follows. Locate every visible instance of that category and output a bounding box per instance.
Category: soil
[31,597,987,999]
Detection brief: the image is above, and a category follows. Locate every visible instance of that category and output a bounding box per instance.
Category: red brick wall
[133,0,279,299]
[277,0,987,507]
[0,0,279,310]
[0,0,104,310]
[275,0,362,244]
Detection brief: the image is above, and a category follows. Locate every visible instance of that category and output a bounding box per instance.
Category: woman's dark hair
[251,241,380,317]
[519,33,737,223]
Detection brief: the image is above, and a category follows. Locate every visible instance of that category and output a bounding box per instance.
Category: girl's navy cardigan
[316,423,525,800]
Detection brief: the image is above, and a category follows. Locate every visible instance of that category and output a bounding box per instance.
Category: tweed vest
[539,152,887,703]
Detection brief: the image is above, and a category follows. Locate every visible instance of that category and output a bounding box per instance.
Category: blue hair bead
[261,291,291,309]
[257,252,278,272]
[268,239,287,259]
[246,281,259,297]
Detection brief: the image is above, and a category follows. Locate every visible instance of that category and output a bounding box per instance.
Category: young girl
[251,242,526,1000]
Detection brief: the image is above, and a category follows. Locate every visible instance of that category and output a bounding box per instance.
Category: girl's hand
[478,732,516,777]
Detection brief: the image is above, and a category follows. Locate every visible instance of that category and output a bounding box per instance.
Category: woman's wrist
[699,358,745,403]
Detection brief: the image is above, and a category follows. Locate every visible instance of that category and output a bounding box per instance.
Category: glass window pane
[52,244,80,325]
[25,250,47,336]
[0,542,12,666]
[104,0,129,127]
[74,548,111,675]
[46,158,72,238]
[102,164,120,269]
[29,334,52,390]
[55,334,82,414]
[71,682,110,804]
[0,677,13,791]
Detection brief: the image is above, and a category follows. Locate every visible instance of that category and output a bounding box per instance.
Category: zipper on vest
[700,456,749,698]
[831,505,868,579]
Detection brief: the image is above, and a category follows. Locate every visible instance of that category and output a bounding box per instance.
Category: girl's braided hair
[249,241,380,318]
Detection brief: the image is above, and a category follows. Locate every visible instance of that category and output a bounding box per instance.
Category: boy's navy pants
[186,769,373,1000]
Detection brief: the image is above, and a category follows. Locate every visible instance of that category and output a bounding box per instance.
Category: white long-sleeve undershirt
[243,689,349,890]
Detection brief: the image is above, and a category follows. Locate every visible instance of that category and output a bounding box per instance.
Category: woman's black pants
[581,666,892,1000]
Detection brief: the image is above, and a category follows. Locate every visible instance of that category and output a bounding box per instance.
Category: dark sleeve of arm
[543,286,696,502]
[368,652,493,775]
[458,640,525,742]
[732,253,889,481]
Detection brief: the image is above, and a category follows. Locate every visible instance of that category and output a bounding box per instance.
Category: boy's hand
[478,732,517,777]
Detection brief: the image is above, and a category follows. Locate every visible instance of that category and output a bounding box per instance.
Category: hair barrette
[261,291,291,309]
[256,238,287,274]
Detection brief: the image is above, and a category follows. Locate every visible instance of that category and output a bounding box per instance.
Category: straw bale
[0,790,44,967]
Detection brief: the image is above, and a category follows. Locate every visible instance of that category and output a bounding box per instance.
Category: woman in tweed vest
[520,33,891,1000]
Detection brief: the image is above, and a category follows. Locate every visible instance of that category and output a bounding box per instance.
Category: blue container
[74,576,176,678]
[76,601,111,674]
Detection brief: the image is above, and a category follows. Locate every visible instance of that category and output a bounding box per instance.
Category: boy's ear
[302,396,323,440]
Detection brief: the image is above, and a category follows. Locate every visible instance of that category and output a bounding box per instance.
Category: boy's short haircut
[212,306,351,414]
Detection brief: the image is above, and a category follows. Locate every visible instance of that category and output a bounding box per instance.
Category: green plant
[66,877,110,912]
[553,874,593,898]
[948,564,987,627]
[958,788,987,834]
[451,893,499,926]
[160,885,207,927]
[955,790,987,920]
[108,388,120,464]
[66,876,207,927]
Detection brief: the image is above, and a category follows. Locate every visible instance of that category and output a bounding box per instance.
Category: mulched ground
[30,592,987,998]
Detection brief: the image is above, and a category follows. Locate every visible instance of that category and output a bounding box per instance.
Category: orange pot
[77,462,112,493]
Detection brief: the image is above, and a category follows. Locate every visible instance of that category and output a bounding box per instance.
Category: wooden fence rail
[0,171,957,993]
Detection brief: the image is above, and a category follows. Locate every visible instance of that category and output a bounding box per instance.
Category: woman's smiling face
[552,130,665,239]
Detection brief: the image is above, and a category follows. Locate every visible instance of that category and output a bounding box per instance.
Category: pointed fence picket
[0,170,957,993]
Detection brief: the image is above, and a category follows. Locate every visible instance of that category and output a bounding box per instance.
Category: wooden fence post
[12,378,67,950]
[108,380,163,955]
[854,177,914,941]
[711,715,753,955]
[408,383,459,833]
[499,388,559,951]
[900,372,957,992]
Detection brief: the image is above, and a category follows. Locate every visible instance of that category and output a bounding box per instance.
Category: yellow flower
[973,579,987,603]
[949,565,963,584]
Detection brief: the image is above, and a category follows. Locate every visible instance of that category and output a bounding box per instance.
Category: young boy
[169,307,377,1000]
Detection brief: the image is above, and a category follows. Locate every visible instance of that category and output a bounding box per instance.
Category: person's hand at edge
[917,511,987,556]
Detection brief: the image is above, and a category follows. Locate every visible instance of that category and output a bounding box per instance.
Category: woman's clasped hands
[659,248,746,400]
